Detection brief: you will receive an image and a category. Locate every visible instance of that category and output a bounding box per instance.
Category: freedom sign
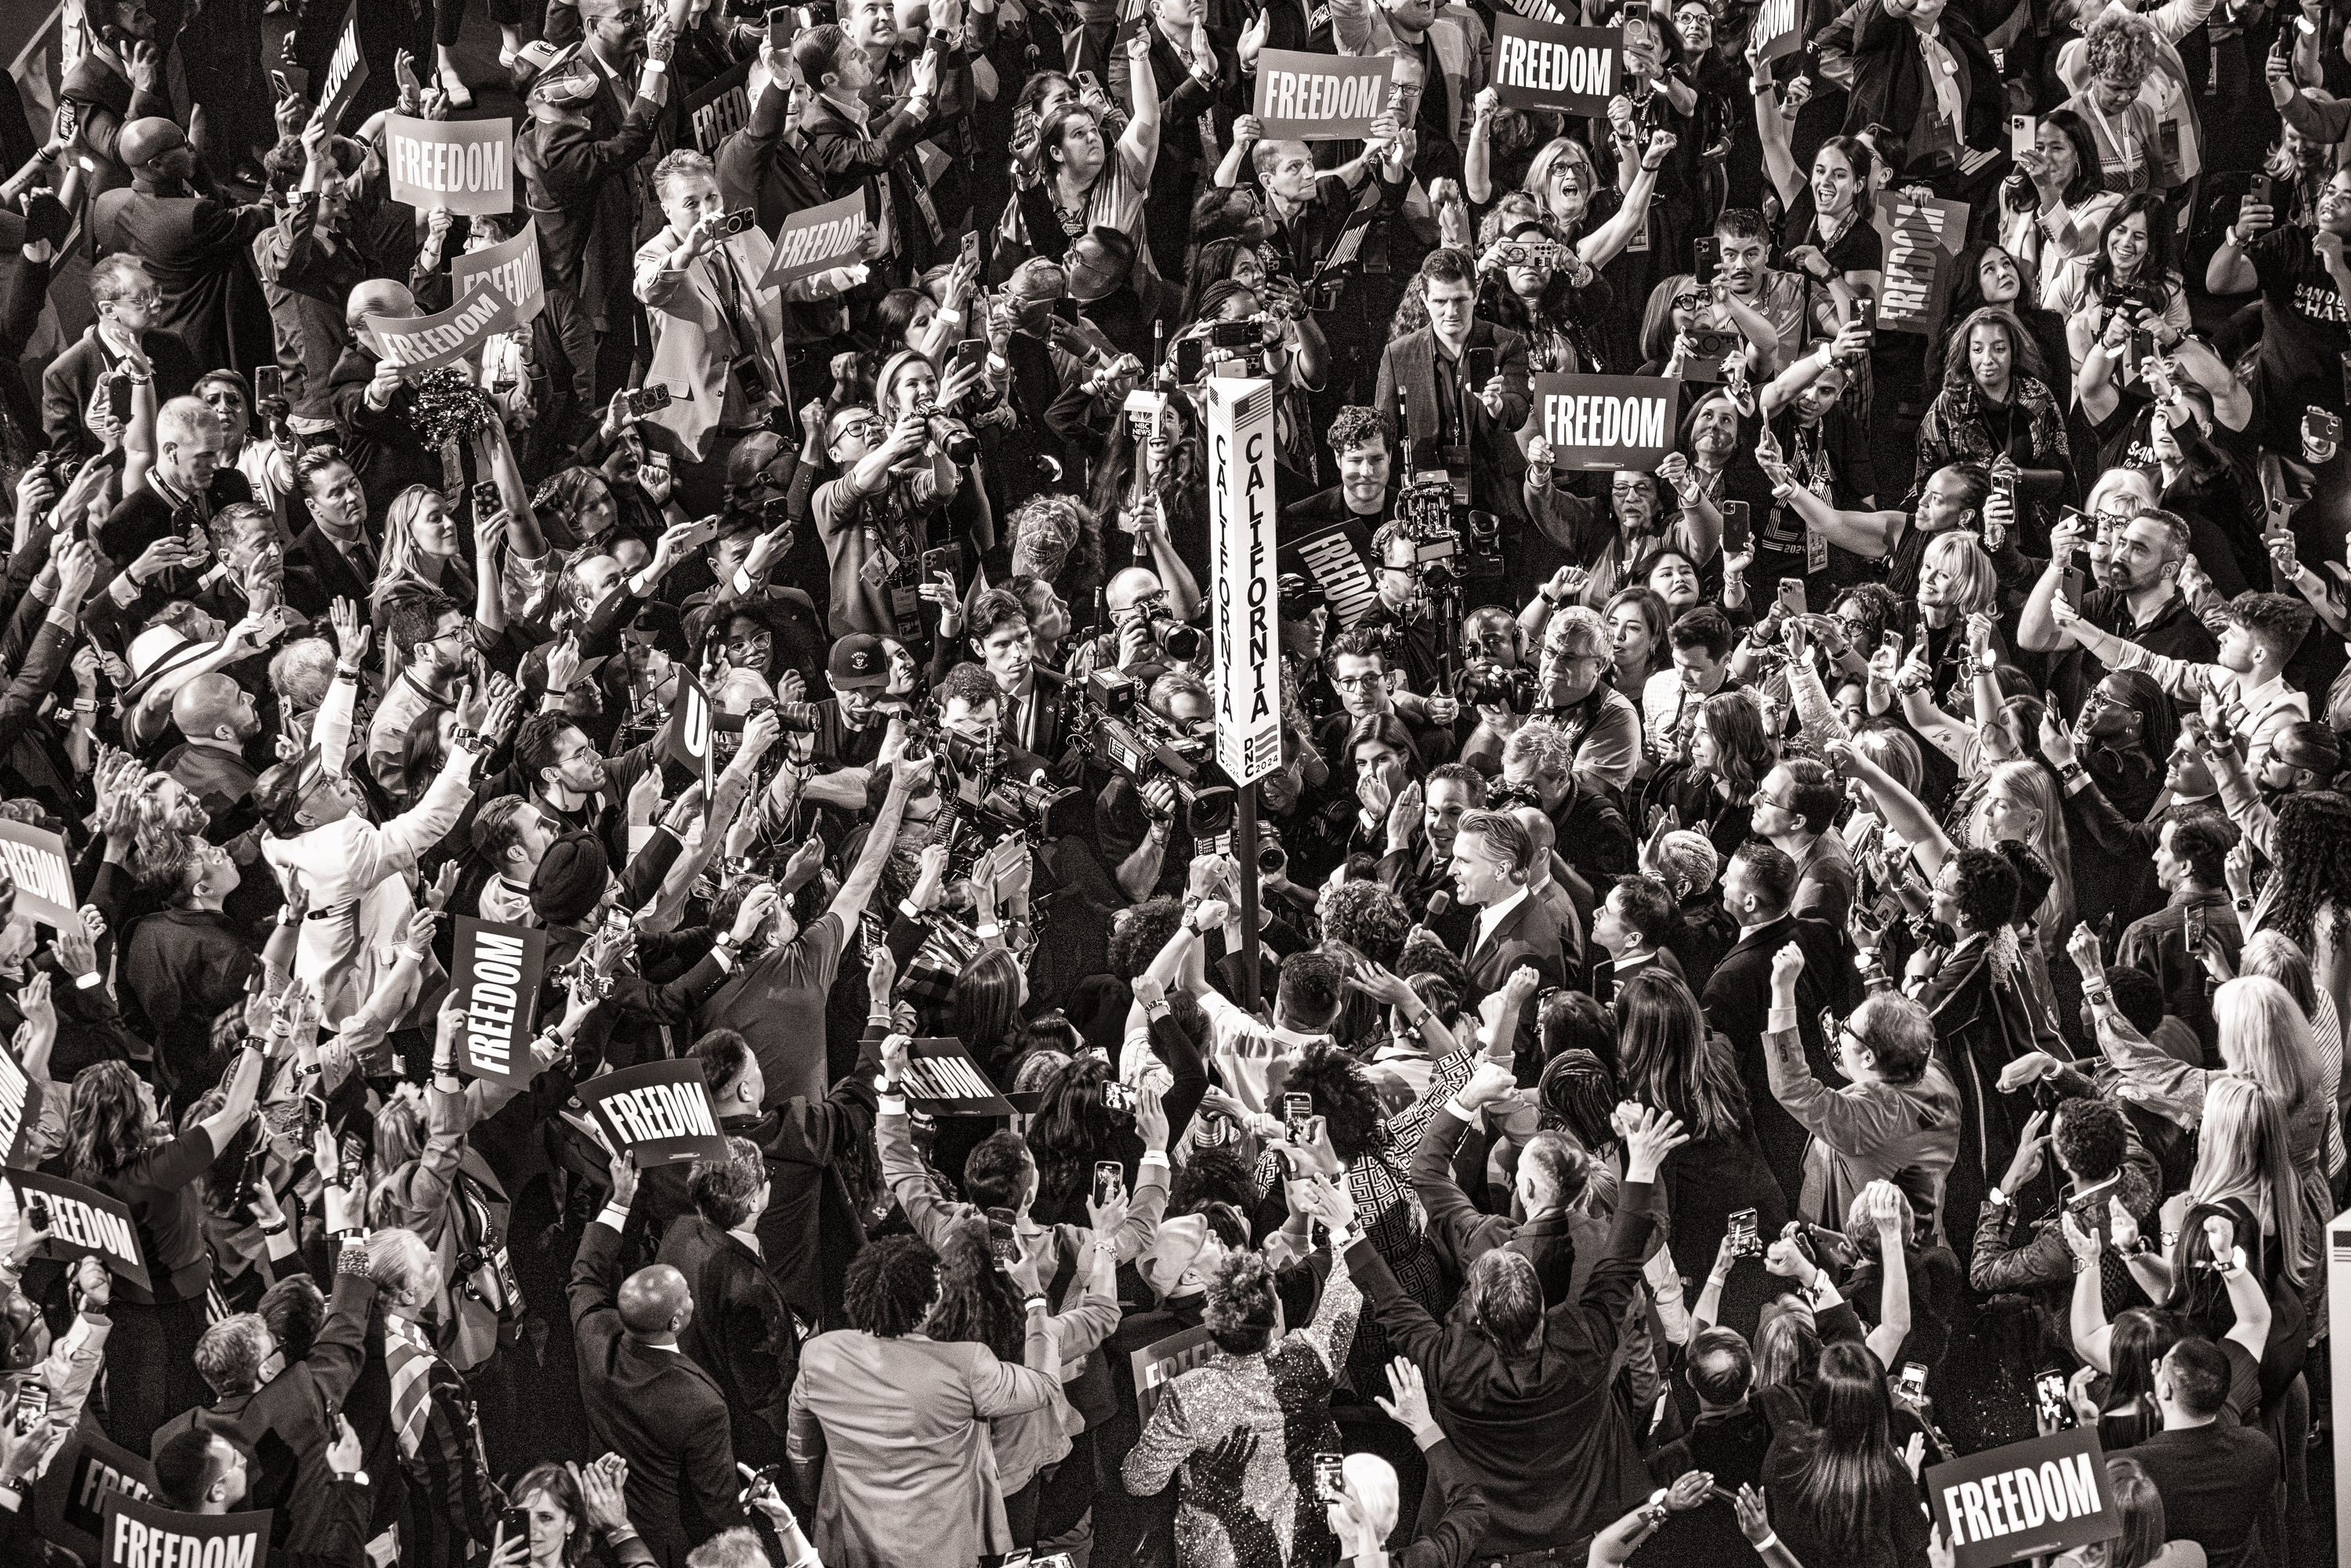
[34,1420,156,1563]
[0,817,75,925]
[1750,0,1803,63]
[1531,373,1680,470]
[102,1494,270,1568]
[578,1059,730,1165]
[1252,50,1394,141]
[386,114,514,215]
[450,918,546,1087]
[1278,517,1382,628]
[7,1170,148,1291]
[762,190,867,292]
[367,285,526,373]
[1926,1428,2121,1568]
[1207,378,1282,786]
[1873,190,1971,338]
[452,219,546,328]
[0,1029,38,1169]
[1489,17,1621,115]
[1132,1324,1217,1425]
[317,2,368,129]
[686,60,752,154]
[898,1038,1016,1116]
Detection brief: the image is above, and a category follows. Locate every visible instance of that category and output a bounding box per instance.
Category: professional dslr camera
[1457,658,1535,712]
[898,709,1088,861]
[1070,668,1237,834]
[911,395,980,465]
[1173,316,1280,383]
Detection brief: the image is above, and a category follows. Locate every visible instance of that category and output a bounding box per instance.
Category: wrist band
[1751,1533,1779,1554]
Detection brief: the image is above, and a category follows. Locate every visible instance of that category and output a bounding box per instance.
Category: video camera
[1070,668,1237,834]
[897,710,1088,860]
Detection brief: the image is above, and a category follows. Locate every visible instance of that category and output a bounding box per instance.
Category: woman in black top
[1760,1341,1934,1568]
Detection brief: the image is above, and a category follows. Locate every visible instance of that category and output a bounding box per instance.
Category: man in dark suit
[657,1137,798,1473]
[1283,404,1396,533]
[964,587,1071,766]
[149,1262,379,1559]
[42,255,201,458]
[60,0,172,197]
[93,118,278,378]
[1451,809,1566,1062]
[1372,248,1531,529]
[281,448,383,619]
[576,1157,748,1567]
[1701,841,1860,1205]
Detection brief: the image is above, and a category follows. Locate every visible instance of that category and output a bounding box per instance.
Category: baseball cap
[828,633,889,690]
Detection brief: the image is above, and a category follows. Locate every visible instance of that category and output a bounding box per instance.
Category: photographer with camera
[1098,669,1219,901]
[811,349,984,645]
[1070,565,1207,686]
[1373,249,1531,534]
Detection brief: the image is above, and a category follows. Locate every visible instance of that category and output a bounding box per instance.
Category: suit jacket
[657,1214,796,1467]
[800,92,940,280]
[634,224,789,462]
[1462,889,1567,1065]
[283,520,382,621]
[1374,320,1531,519]
[570,1217,745,1567]
[518,92,661,299]
[1002,665,1069,762]
[60,49,171,197]
[150,1269,379,1555]
[41,325,200,458]
[328,342,446,521]
[92,179,278,376]
[1701,914,1858,1205]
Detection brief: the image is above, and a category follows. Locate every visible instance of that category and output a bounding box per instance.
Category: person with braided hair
[2259,790,2351,1071]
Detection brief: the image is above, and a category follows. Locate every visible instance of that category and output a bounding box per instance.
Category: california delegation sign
[1208,378,1281,786]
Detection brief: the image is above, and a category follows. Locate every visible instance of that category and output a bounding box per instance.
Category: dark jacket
[1373,319,1532,521]
[657,1212,798,1467]
[1342,1183,1661,1555]
[283,519,383,622]
[519,93,662,297]
[571,1215,746,1567]
[1701,913,1860,1206]
[327,341,446,522]
[92,178,278,377]
[40,324,200,458]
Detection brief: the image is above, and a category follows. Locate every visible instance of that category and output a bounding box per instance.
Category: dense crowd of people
[0,0,2349,1561]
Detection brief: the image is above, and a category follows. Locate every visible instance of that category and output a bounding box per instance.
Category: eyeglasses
[834,418,885,442]
[1671,292,1704,311]
[1333,673,1388,690]
[723,630,773,651]
[1751,788,1794,812]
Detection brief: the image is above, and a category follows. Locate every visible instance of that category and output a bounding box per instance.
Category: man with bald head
[164,674,263,824]
[1508,802,1589,987]
[92,116,277,375]
[329,281,446,519]
[1070,565,1201,683]
[574,1154,745,1566]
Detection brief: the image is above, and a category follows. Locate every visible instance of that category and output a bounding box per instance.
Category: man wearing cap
[92,117,278,378]
[771,632,903,777]
[520,35,672,440]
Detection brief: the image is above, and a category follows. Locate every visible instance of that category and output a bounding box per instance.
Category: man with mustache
[2020,506,2218,680]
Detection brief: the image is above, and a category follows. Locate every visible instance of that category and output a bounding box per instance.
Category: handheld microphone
[1425,891,1451,920]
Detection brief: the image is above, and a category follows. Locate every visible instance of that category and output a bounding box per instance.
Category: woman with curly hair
[1122,1234,1362,1568]
[1651,690,1772,858]
[926,1213,1119,1544]
[793,1233,1063,1568]
[2262,791,2351,1048]
[1614,969,1785,1302]
[2060,14,2164,195]
[64,1048,263,1452]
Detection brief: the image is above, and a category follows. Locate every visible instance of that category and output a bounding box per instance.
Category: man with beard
[2036,668,2179,933]
[2020,507,2217,678]
[1285,406,1398,529]
[98,396,255,567]
[1376,761,1483,948]
[367,594,487,800]
[2116,812,2244,1058]
[513,711,665,865]
[92,118,278,378]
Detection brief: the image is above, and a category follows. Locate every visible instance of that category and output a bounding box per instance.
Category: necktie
[1916,27,1967,136]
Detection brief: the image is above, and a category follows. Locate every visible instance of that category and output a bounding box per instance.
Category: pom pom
[407,366,498,448]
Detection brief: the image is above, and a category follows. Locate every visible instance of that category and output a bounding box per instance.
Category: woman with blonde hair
[1508,136,1670,273]
[2239,929,2346,1186]
[1971,760,2076,960]
[368,482,520,680]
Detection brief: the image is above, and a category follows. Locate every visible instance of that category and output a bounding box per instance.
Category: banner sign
[898,1038,1016,1116]
[1132,1324,1217,1425]
[7,1171,148,1290]
[686,60,752,154]
[451,219,545,328]
[578,1059,730,1166]
[1751,0,1803,63]
[762,190,867,291]
[0,817,74,925]
[101,1494,270,1568]
[1491,0,1570,25]
[317,2,368,129]
[1873,191,1971,338]
[1530,373,1680,470]
[1277,518,1381,628]
[1488,18,1621,115]
[1925,1429,2121,1568]
[0,1029,38,1169]
[450,918,546,1087]
[660,666,716,773]
[1207,378,1282,785]
[366,285,526,374]
[1252,50,1394,141]
[36,1420,157,1564]
[385,114,513,215]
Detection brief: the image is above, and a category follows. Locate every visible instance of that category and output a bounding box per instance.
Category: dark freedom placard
[1132,1323,1216,1425]
[1926,1428,2121,1568]
[1252,50,1394,141]
[687,60,752,154]
[1277,519,1381,629]
[9,1170,149,1291]
[0,817,75,925]
[1531,374,1680,470]
[900,1038,1016,1116]
[1750,0,1802,61]
[450,917,546,1087]
[1874,190,1971,339]
[101,1494,270,1568]
[317,2,368,129]
[35,1420,157,1564]
[578,1059,730,1165]
[1489,17,1621,115]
